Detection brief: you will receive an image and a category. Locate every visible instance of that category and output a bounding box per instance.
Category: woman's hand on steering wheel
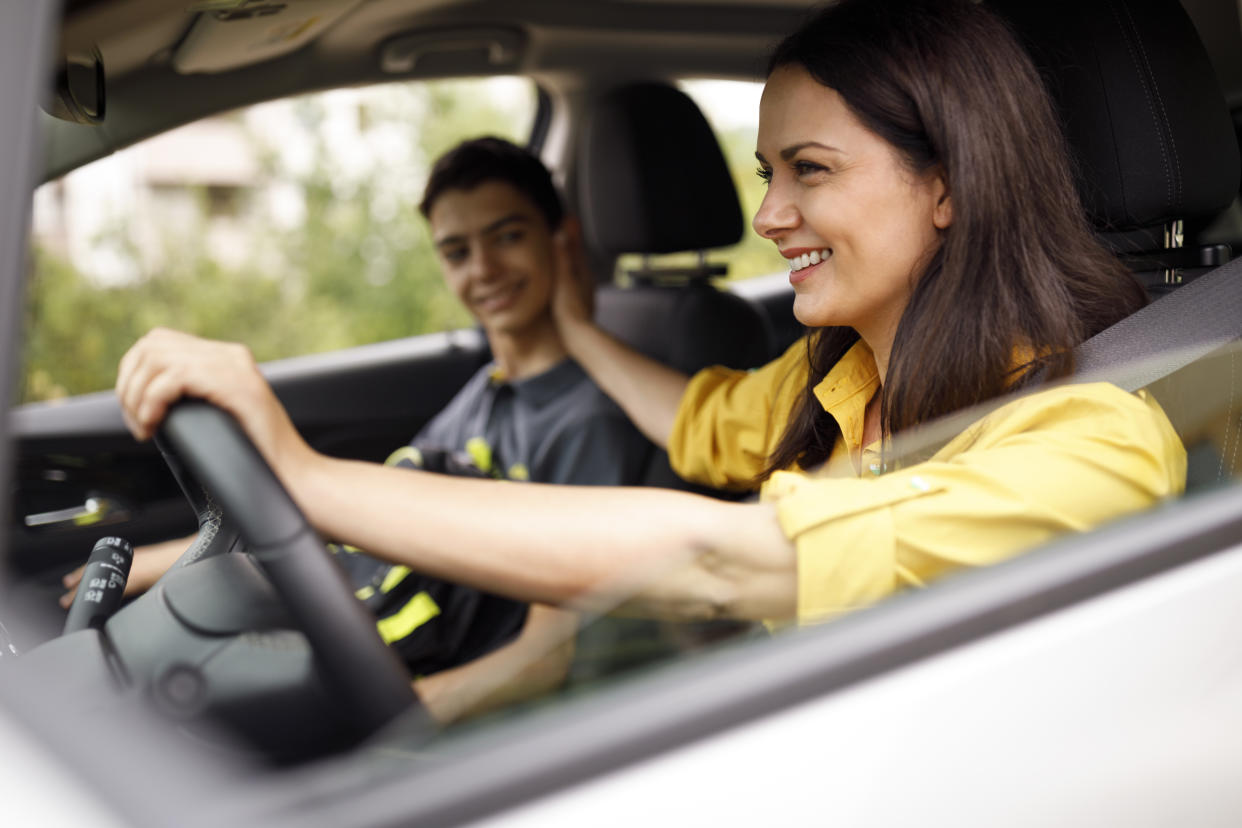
[116,328,315,488]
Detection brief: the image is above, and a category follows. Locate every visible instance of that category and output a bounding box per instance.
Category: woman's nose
[751,181,799,241]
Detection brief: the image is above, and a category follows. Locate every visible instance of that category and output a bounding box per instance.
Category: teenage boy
[340,137,652,720]
[64,137,652,722]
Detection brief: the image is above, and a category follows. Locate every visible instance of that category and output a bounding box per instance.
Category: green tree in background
[716,123,790,281]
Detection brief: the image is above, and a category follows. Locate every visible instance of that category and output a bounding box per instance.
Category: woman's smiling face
[753,65,953,350]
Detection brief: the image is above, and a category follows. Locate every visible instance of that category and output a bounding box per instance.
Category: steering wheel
[154,399,416,740]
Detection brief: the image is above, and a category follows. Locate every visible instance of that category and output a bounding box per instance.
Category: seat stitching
[1109,0,1172,215]
[1120,1,1181,213]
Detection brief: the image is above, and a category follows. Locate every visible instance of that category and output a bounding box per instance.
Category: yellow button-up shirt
[669,338,1187,624]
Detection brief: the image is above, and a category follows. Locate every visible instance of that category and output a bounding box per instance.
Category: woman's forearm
[290,452,796,620]
[111,329,796,623]
[560,318,689,450]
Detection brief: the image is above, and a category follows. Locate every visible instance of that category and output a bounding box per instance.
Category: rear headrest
[991,0,1240,231]
[576,83,744,258]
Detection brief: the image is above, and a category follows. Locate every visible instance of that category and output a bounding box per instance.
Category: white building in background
[33,116,262,284]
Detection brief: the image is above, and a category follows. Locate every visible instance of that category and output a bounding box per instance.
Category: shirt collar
[811,339,880,455]
[490,358,585,408]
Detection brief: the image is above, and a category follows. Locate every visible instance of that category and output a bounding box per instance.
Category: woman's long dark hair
[764,0,1147,476]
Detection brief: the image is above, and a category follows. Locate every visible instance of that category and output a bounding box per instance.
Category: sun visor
[173,0,364,75]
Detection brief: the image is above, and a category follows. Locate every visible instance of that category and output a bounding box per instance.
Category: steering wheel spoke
[156,400,417,740]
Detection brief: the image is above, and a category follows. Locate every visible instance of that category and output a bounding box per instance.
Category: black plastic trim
[0,0,56,590]
[527,84,552,152]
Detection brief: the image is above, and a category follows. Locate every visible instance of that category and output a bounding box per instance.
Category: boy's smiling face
[429,180,558,338]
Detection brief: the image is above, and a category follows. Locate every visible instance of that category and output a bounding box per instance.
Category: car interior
[6,0,1242,823]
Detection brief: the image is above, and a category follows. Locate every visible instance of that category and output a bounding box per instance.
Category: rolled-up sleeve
[669,338,809,489]
[762,384,1187,624]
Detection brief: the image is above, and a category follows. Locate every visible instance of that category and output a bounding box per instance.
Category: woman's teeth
[787,249,832,272]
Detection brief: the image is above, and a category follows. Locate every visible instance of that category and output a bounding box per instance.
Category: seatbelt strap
[1075,254,1242,390]
[889,253,1242,467]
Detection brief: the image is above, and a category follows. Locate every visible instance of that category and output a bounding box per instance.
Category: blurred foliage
[21,77,780,405]
[21,79,532,403]
[716,123,790,281]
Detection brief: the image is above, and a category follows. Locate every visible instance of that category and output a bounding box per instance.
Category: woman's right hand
[545,221,688,449]
[550,217,596,337]
[115,328,314,484]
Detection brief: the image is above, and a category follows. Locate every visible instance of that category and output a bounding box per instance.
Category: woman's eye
[442,247,468,265]
[755,166,773,184]
[793,160,830,178]
[497,229,525,245]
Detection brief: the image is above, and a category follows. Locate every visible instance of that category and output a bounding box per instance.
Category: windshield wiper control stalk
[63,536,134,635]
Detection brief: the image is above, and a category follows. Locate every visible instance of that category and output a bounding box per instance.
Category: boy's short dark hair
[419,137,565,229]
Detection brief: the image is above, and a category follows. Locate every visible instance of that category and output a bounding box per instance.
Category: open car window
[24,76,537,404]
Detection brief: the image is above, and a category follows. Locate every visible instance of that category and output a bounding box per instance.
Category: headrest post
[1164,220,1185,286]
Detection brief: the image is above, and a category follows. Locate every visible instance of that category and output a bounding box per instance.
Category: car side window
[24,77,538,404]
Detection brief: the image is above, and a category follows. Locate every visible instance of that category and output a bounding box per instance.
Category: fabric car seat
[576,81,775,491]
[991,0,1239,294]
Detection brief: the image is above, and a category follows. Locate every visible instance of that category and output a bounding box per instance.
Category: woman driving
[115,0,1185,626]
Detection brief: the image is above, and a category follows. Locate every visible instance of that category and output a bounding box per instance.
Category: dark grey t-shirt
[339,358,652,675]
[414,358,651,486]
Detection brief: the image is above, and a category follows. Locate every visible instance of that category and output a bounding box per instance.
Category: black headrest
[991,0,1240,231]
[577,83,744,257]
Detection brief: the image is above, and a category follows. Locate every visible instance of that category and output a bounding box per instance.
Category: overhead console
[173,0,364,74]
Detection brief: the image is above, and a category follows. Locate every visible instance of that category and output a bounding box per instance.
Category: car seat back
[992,0,1240,296]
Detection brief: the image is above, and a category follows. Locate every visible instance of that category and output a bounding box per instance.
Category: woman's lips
[784,247,832,285]
[789,263,817,285]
